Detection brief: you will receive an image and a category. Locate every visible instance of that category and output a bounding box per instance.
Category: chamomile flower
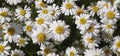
[97,1,109,9]
[49,20,70,42]
[100,5,119,24]
[114,0,120,8]
[75,14,92,31]
[37,43,56,56]
[16,37,28,47]
[0,41,10,56]
[61,0,77,15]
[111,36,120,52]
[103,46,113,56]
[65,46,78,56]
[34,16,50,28]
[88,4,99,16]
[5,0,22,5]
[44,0,54,3]
[101,23,116,34]
[11,49,25,56]
[23,21,34,35]
[31,27,49,45]
[80,20,100,36]
[73,5,87,18]
[84,48,105,56]
[15,6,31,21]
[47,52,59,56]
[82,34,100,49]
[3,23,22,42]
[37,7,50,18]
[35,0,46,9]
[0,7,11,23]
[48,4,61,20]
[102,32,113,42]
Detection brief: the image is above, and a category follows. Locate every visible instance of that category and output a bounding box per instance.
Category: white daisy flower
[0,7,11,23]
[23,21,34,35]
[11,49,25,56]
[37,43,56,56]
[75,14,92,31]
[102,32,113,42]
[100,5,119,24]
[102,46,113,56]
[47,52,59,56]
[31,27,50,45]
[49,20,70,42]
[37,7,50,18]
[82,34,100,49]
[34,16,50,28]
[97,1,109,9]
[44,0,54,3]
[16,37,28,47]
[15,6,31,21]
[61,0,77,15]
[73,5,87,18]
[35,0,46,9]
[111,36,120,52]
[84,48,105,56]
[101,23,116,34]
[114,0,120,8]
[3,23,22,42]
[80,20,100,36]
[88,4,99,16]
[48,4,61,20]
[65,46,78,56]
[5,0,22,5]
[0,41,10,56]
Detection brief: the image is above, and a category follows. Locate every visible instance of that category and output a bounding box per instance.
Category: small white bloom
[61,0,77,15]
[15,6,31,21]
[11,49,25,56]
[49,20,70,42]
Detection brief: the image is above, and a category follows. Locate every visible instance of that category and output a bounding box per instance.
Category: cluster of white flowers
[0,0,120,56]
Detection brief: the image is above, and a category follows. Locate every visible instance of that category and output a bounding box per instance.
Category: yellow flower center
[91,6,99,12]
[115,41,120,48]
[76,9,83,15]
[104,49,110,55]
[79,18,86,24]
[20,9,26,16]
[44,48,50,55]
[106,11,115,19]
[86,37,94,43]
[36,18,44,25]
[42,9,48,14]
[103,3,108,7]
[0,11,8,17]
[106,24,112,29]
[25,25,32,32]
[50,10,55,16]
[56,26,65,34]
[0,45,4,52]
[18,38,25,45]
[39,2,45,7]
[65,2,73,9]
[79,43,85,50]
[0,24,3,29]
[93,54,98,56]
[87,25,94,32]
[37,33,46,42]
[70,51,75,56]
[13,53,19,56]
[7,27,15,36]
[110,0,114,5]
